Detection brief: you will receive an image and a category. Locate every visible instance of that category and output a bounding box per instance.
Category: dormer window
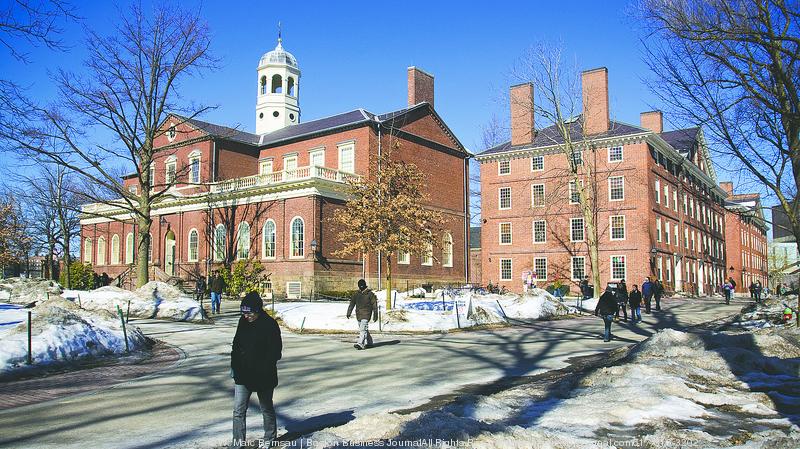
[167,123,176,142]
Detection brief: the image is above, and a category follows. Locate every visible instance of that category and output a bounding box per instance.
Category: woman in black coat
[230,292,282,447]
[595,287,618,342]
[628,285,643,323]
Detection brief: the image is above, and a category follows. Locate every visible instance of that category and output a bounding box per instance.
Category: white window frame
[498,160,511,175]
[570,217,585,242]
[656,217,662,242]
[125,233,134,264]
[533,220,546,244]
[499,187,512,210]
[531,184,545,207]
[259,159,274,175]
[534,257,548,281]
[499,222,512,245]
[610,215,625,241]
[569,180,580,204]
[442,232,453,268]
[338,143,355,173]
[149,165,155,187]
[188,149,201,184]
[188,228,199,262]
[236,222,251,260]
[290,216,304,258]
[111,234,120,265]
[655,179,660,204]
[421,236,433,266]
[262,219,276,259]
[283,154,298,171]
[665,221,671,245]
[571,256,586,281]
[165,155,177,185]
[610,255,626,281]
[609,176,624,201]
[84,238,93,264]
[309,148,325,167]
[398,252,410,265]
[672,191,678,212]
[608,146,623,162]
[214,224,226,262]
[97,236,106,265]
[500,258,512,281]
[531,156,544,172]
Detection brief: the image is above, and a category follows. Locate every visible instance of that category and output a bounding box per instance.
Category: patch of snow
[0,277,63,305]
[62,281,204,322]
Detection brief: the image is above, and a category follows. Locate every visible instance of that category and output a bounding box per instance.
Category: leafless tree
[637,0,800,248]
[0,0,78,62]
[1,3,217,287]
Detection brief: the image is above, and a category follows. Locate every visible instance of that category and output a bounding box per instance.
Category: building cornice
[474,132,651,163]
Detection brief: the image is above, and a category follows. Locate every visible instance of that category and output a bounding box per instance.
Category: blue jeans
[233,384,276,447]
[211,292,221,313]
[632,307,642,322]
[601,314,614,341]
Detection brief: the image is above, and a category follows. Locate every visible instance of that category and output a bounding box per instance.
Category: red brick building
[721,182,768,294]
[79,39,469,297]
[476,67,728,295]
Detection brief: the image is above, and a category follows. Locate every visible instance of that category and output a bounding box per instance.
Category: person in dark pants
[642,277,654,314]
[654,279,663,311]
[231,292,282,449]
[629,284,643,323]
[210,270,226,314]
[614,279,628,322]
[723,280,733,304]
[579,277,592,313]
[595,286,618,342]
[195,275,207,307]
[754,280,763,302]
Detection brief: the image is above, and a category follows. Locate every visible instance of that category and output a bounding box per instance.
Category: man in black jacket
[210,270,226,314]
[347,279,378,350]
[231,292,282,448]
[595,286,618,342]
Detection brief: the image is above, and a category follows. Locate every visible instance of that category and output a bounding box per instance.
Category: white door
[165,237,176,276]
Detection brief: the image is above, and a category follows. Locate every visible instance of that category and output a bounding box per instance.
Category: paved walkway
[0,296,748,449]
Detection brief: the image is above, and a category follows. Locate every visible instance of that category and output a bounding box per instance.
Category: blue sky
[3,0,664,153]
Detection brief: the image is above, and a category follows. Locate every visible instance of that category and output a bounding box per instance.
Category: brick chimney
[640,111,663,133]
[407,67,434,107]
[510,83,534,147]
[719,182,734,195]
[581,67,610,135]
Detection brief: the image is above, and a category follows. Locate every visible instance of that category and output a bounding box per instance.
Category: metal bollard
[496,300,509,323]
[299,316,306,334]
[116,305,129,353]
[454,300,461,329]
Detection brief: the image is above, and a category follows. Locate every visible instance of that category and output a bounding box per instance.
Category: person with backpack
[595,286,618,342]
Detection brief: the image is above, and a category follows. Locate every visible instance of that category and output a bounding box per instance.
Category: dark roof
[172,114,261,145]
[258,109,372,146]
[660,127,699,157]
[469,226,481,249]
[478,119,647,156]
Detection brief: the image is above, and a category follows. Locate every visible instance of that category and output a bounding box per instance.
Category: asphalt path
[0,296,747,448]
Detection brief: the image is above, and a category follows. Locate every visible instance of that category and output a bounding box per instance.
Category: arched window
[290,217,304,258]
[214,224,226,261]
[97,237,106,265]
[288,77,295,96]
[236,222,250,260]
[262,220,276,259]
[125,233,134,264]
[188,229,199,262]
[271,74,283,93]
[111,234,120,265]
[84,238,92,264]
[442,232,453,268]
[260,75,267,95]
[421,231,433,266]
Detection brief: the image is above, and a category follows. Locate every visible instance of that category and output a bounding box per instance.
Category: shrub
[317,290,359,301]
[221,260,269,297]
[545,280,570,297]
[59,261,95,290]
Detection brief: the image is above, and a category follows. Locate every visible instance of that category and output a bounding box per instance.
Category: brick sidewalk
[0,342,182,410]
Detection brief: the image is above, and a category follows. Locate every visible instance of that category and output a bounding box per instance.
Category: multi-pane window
[149,166,155,187]
[531,184,545,207]
[188,229,199,262]
[97,237,106,265]
[498,160,511,175]
[262,220,276,259]
[665,222,671,244]
[236,222,251,259]
[655,180,660,203]
[259,159,273,175]
[611,255,626,280]
[663,184,669,205]
[499,222,512,245]
[683,194,688,215]
[533,220,546,243]
[571,217,585,242]
[309,149,325,167]
[571,151,583,166]
[165,162,176,184]
[610,215,625,240]
[84,238,93,263]
[214,224,226,261]
[499,187,512,210]
[190,157,200,183]
[500,259,512,281]
[656,256,663,280]
[531,156,544,171]
[656,217,662,242]
[684,227,689,249]
[290,218,304,258]
[422,240,434,266]
[125,233,134,264]
[398,252,410,264]
[609,146,623,162]
[609,176,624,201]
[442,232,453,267]
[111,235,120,265]
[673,191,678,212]
[571,257,585,281]
[534,257,547,281]
[569,180,580,204]
[674,225,678,247]
[339,144,355,173]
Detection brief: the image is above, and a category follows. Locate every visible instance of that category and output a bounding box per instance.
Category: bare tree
[1,3,217,287]
[0,191,31,272]
[637,1,799,246]
[0,0,77,62]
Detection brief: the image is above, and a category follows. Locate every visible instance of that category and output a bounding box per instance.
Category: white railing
[210,165,359,193]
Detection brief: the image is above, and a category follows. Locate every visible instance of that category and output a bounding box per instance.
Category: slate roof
[660,127,700,157]
[479,119,647,156]
[469,226,481,249]
[172,114,261,145]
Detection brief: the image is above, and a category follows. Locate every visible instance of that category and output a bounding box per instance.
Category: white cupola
[256,33,300,134]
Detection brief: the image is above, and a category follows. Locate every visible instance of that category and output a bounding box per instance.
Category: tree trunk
[136,214,152,288]
[385,253,393,310]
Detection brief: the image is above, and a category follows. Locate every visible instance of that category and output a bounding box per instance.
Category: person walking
[210,269,226,314]
[629,284,643,323]
[347,279,379,350]
[230,292,282,449]
[578,277,592,312]
[749,281,757,301]
[754,280,763,303]
[642,277,654,314]
[614,279,629,322]
[654,279,664,311]
[722,279,733,304]
[595,286,618,342]
[195,274,207,307]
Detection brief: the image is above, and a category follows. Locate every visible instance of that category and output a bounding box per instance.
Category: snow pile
[0,277,63,305]
[275,290,569,332]
[732,297,797,330]
[61,281,204,322]
[0,298,147,374]
[305,327,800,448]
